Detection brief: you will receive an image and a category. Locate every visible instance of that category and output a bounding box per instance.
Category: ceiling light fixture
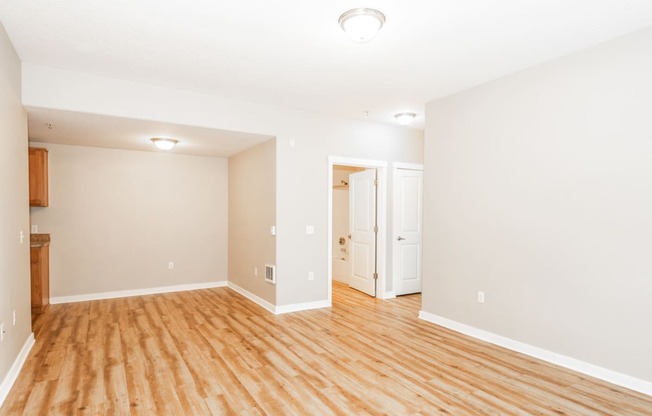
[151,137,178,151]
[394,112,417,126]
[338,8,386,43]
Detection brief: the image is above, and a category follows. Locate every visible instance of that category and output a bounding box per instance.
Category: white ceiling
[27,107,273,158]
[2,0,652,145]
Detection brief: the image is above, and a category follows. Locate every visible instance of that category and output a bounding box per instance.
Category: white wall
[0,22,31,402]
[332,189,349,283]
[423,27,652,382]
[30,143,228,297]
[228,139,276,303]
[21,65,424,308]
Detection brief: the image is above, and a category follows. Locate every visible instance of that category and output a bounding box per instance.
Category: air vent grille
[265,264,276,284]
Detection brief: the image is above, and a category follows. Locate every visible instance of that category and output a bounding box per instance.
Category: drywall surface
[423,27,652,381]
[0,21,31,402]
[228,139,276,304]
[29,143,228,297]
[22,65,424,307]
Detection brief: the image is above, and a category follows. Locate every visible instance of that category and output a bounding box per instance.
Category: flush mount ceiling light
[394,112,417,126]
[151,137,178,151]
[338,8,386,42]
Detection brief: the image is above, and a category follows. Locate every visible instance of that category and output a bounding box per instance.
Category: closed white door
[349,169,377,297]
[393,169,423,295]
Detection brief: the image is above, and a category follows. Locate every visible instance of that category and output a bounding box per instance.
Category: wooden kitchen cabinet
[29,147,49,207]
[30,242,50,314]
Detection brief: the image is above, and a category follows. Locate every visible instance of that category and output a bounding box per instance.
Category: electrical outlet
[31,225,38,233]
[0,323,4,342]
[254,267,258,276]
[168,262,174,270]
[308,271,314,281]
[12,310,16,326]
[477,291,485,303]
[306,225,314,235]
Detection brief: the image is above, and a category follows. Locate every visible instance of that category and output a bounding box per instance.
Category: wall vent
[265,264,276,284]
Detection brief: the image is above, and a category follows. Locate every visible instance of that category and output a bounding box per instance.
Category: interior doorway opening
[327,157,388,304]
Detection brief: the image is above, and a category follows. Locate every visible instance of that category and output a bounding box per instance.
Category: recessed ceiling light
[151,137,178,151]
[394,112,417,126]
[338,8,386,43]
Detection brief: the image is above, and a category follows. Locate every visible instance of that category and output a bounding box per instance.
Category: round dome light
[394,112,417,126]
[338,8,386,43]
[151,138,179,151]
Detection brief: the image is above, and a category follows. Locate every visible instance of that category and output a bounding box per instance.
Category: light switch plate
[306,225,314,235]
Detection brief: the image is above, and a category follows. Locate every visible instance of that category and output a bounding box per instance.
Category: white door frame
[328,156,389,303]
[391,162,424,296]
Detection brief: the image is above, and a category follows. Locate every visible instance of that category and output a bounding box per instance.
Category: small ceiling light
[394,112,417,126]
[338,8,386,42]
[151,137,178,151]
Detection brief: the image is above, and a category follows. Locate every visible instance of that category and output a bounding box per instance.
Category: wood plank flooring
[2,282,651,415]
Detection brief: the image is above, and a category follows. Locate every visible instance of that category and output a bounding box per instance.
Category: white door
[349,169,377,297]
[393,169,423,295]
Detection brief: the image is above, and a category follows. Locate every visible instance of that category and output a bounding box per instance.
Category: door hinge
[373,272,379,280]
[374,179,378,186]
[374,225,378,233]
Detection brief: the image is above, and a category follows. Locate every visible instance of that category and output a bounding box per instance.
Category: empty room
[1,1,651,415]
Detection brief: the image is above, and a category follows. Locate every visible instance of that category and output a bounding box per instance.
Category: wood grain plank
[2,282,650,416]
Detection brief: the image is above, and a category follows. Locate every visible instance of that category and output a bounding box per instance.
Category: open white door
[349,169,377,297]
[393,168,423,295]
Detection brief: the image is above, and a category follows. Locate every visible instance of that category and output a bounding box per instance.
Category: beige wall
[30,143,228,297]
[423,27,652,381]
[21,66,424,308]
[0,22,31,398]
[228,139,276,303]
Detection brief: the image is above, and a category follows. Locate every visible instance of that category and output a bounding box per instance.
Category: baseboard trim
[226,283,331,315]
[0,333,35,407]
[227,282,276,314]
[380,291,396,300]
[418,311,652,397]
[275,300,331,315]
[51,281,228,304]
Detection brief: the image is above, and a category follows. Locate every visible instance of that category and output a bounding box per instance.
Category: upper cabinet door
[29,147,49,207]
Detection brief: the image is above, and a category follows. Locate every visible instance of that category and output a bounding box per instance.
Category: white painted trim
[327,156,388,301]
[0,334,35,407]
[275,300,331,314]
[392,162,424,171]
[51,281,228,304]
[228,282,330,315]
[392,167,424,297]
[418,311,652,397]
[380,291,396,300]
[227,282,276,314]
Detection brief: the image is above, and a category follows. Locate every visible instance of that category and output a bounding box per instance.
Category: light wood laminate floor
[2,282,651,415]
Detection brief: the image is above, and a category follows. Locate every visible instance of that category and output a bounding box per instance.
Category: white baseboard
[418,311,652,397]
[51,281,228,304]
[227,282,330,315]
[275,300,331,314]
[227,282,276,314]
[380,291,396,300]
[0,333,35,408]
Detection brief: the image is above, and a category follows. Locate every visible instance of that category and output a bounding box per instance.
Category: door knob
[397,236,405,241]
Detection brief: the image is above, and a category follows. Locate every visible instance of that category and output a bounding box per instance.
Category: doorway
[327,157,388,303]
[392,164,424,296]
